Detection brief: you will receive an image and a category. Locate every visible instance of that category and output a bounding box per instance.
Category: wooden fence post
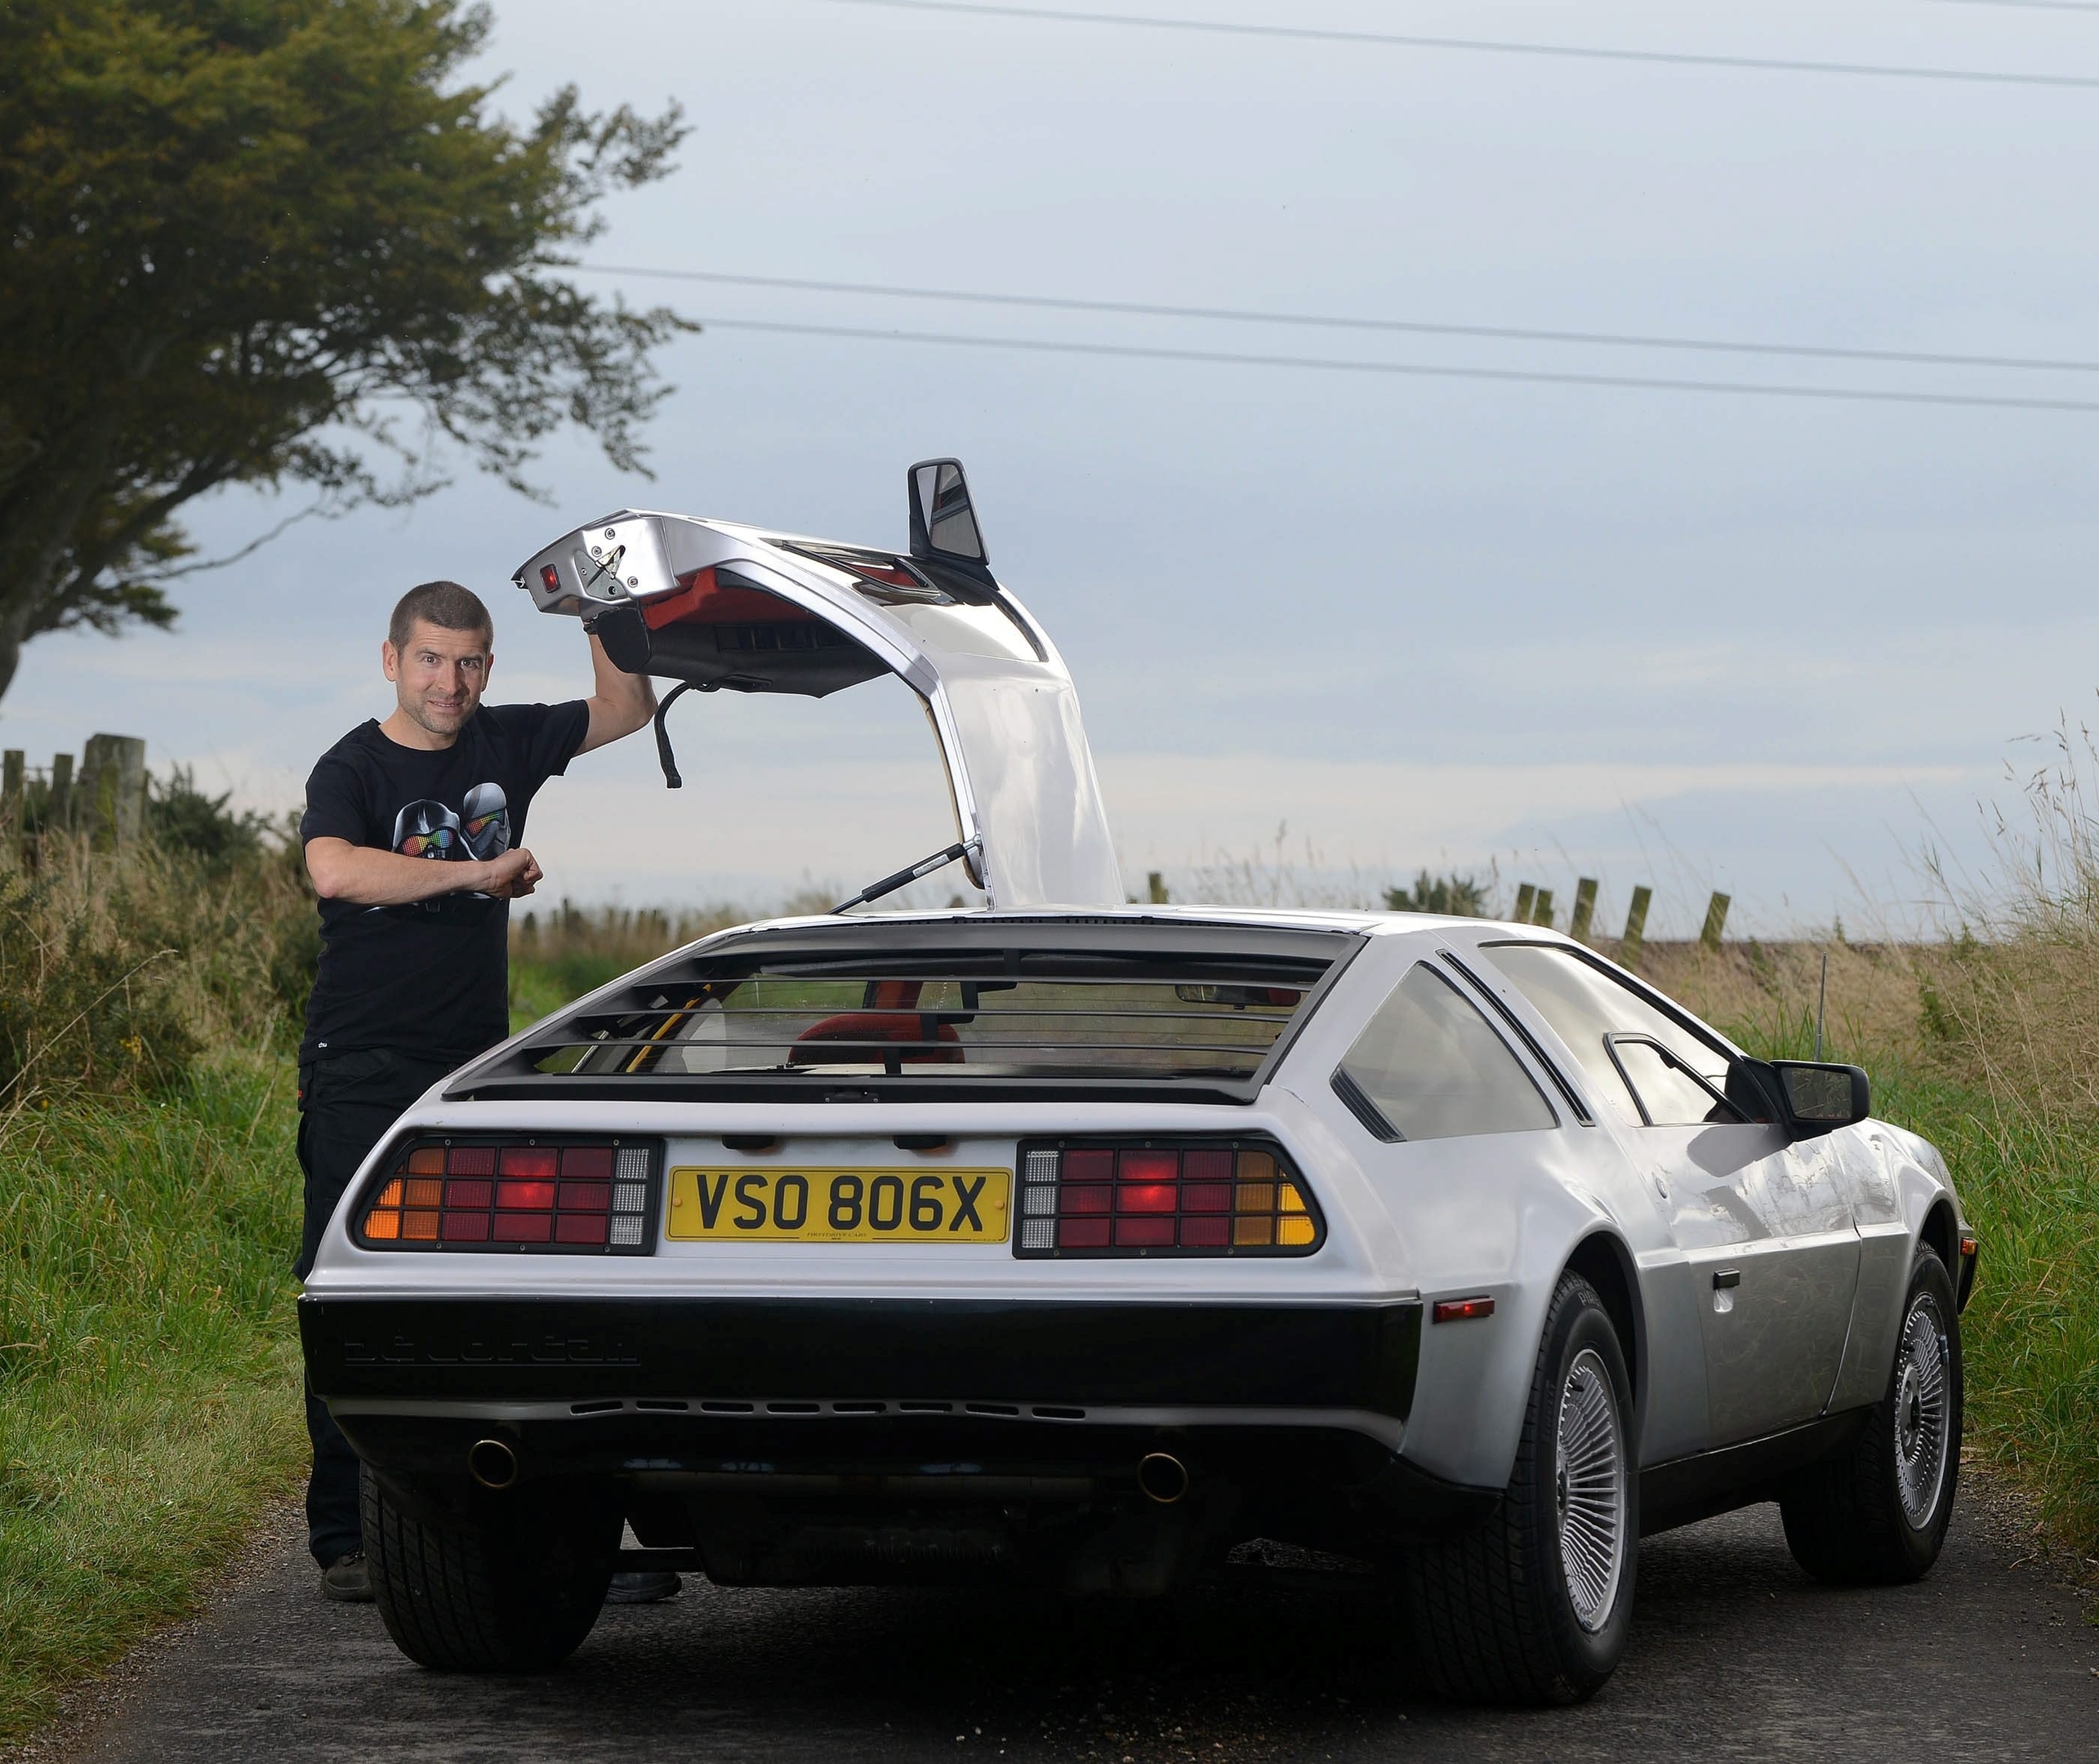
[1620,884,1653,970]
[47,752,73,829]
[1148,871,1169,905]
[1532,887,1554,929]
[80,733,146,848]
[78,736,108,843]
[1569,877,1598,942]
[1513,882,1535,924]
[1700,891,1731,951]
[1,751,21,866]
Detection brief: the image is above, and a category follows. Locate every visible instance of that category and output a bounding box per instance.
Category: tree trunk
[0,547,58,704]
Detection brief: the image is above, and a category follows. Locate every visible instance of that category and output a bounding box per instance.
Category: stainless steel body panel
[1645,1122,1861,1444]
[1429,932,1714,1465]
[1828,1125,1950,1410]
[513,512,1122,910]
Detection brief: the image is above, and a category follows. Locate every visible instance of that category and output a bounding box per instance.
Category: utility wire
[815,0,2099,89]
[693,315,2099,413]
[1927,1,2099,12]
[582,263,2099,376]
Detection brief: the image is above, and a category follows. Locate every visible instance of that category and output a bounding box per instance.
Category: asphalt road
[38,1487,2097,1764]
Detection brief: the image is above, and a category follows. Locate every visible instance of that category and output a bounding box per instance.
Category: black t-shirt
[298,702,590,1065]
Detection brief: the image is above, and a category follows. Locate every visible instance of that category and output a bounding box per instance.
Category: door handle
[1713,1269,1741,1290]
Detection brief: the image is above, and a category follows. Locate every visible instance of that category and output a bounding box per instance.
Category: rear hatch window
[452,921,1361,1105]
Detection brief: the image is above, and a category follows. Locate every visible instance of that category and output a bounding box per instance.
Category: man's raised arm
[305,838,542,906]
[577,630,657,755]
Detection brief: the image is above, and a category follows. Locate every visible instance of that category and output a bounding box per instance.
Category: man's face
[383,619,492,738]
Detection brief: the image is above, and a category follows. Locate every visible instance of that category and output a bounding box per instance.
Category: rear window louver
[452,924,1361,1105]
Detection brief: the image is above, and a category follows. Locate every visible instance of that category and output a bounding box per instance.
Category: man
[297,578,658,1602]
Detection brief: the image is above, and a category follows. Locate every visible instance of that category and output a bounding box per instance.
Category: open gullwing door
[511,460,1123,910]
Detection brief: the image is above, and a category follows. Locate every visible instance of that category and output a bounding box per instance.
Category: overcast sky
[8,0,2099,933]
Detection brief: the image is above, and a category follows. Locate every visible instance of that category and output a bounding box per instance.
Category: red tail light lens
[1014,1140,1321,1258]
[356,1139,658,1255]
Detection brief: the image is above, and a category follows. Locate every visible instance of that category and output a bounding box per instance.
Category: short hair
[389,580,492,650]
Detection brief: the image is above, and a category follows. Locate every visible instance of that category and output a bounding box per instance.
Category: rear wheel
[362,1465,617,1671]
[1404,1272,1638,1705]
[1781,1245,1962,1584]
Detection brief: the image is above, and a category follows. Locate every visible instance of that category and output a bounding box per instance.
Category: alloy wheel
[1554,1346,1627,1633]
[1893,1291,1952,1529]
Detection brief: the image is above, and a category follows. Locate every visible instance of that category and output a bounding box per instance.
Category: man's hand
[480,847,543,899]
[577,628,657,754]
[306,836,545,907]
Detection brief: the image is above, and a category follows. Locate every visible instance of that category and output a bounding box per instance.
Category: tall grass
[0,831,314,1744]
[0,829,314,1107]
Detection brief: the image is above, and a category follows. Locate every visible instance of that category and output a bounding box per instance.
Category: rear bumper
[300,1294,1423,1428]
[300,1296,1509,1569]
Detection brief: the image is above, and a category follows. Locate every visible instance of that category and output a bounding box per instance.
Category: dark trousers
[296,1048,457,1568]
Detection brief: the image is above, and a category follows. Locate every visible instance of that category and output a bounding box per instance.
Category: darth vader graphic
[461,783,510,861]
[392,800,461,858]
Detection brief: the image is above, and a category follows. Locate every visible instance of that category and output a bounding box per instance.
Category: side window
[1335,964,1556,1142]
[1607,1038,1740,1128]
[1482,943,1761,1129]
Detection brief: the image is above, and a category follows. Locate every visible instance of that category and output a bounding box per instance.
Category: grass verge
[0,1057,304,1745]
[1874,1074,2099,1557]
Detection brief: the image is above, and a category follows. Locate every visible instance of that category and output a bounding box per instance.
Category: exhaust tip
[467,1437,519,1490]
[1138,1451,1189,1505]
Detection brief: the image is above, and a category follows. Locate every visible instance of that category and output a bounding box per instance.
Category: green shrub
[142,765,274,870]
[1383,869,1491,916]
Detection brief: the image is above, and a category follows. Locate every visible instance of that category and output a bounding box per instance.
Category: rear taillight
[357,1139,657,1254]
[1014,1140,1322,1258]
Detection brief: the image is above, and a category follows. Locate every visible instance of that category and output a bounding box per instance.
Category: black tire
[361,1465,618,1672]
[1781,1245,1962,1585]
[1404,1272,1638,1705]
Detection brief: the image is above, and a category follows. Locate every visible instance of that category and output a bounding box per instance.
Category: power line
[815,0,2099,89]
[692,315,2099,413]
[1928,1,2099,12]
[582,263,2099,376]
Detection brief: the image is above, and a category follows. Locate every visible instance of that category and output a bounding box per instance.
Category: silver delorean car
[301,461,1976,1704]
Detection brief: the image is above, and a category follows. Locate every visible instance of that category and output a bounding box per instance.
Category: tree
[0,0,693,702]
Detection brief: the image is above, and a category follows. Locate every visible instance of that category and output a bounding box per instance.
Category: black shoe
[321,1550,373,1603]
[605,1570,681,1605]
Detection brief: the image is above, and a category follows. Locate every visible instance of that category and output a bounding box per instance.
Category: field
[2,826,2097,1744]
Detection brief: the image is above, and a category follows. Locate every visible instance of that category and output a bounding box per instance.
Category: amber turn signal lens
[358,1141,651,1254]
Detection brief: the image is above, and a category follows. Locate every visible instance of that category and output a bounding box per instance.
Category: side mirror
[907,457,1000,599]
[1768,1059,1871,1138]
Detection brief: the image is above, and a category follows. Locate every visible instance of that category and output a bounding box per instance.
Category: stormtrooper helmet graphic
[461,782,510,862]
[393,800,462,859]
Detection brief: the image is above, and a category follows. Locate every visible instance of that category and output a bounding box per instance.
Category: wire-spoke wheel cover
[1893,1291,1952,1529]
[1554,1347,1626,1633]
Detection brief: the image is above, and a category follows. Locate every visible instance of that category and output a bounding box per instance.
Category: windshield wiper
[832,840,981,914]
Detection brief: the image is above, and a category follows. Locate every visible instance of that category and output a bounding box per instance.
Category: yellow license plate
[666,1167,1011,1243]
